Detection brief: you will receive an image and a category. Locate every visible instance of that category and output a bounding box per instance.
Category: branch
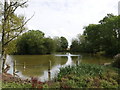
[19,0,28,7]
[6,2,17,11]
[11,0,28,14]
[6,0,28,10]
[4,30,23,46]
[6,13,34,34]
[4,13,34,46]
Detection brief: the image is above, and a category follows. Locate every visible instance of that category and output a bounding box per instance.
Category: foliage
[70,39,79,52]
[53,36,61,52]
[2,82,32,88]
[7,30,69,55]
[57,64,105,80]
[12,30,55,55]
[1,0,28,51]
[1,0,29,71]
[55,64,120,88]
[70,14,120,56]
[53,36,68,52]
[6,39,17,54]
[43,37,56,54]
[60,37,68,51]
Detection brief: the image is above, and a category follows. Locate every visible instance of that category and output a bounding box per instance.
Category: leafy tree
[70,14,120,56]
[0,0,31,72]
[60,37,68,51]
[43,37,55,54]
[83,24,102,53]
[53,36,68,52]
[16,30,45,55]
[53,36,61,52]
[98,14,120,55]
[14,30,56,55]
[70,39,79,52]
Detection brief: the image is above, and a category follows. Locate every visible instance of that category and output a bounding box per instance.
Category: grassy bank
[2,63,120,88]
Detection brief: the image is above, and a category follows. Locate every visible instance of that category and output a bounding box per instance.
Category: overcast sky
[17,0,119,45]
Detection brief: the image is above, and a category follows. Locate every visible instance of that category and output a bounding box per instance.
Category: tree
[83,24,102,53]
[70,39,79,52]
[53,36,61,52]
[14,30,55,55]
[16,30,45,55]
[98,14,120,55]
[70,14,120,55]
[60,37,68,51]
[1,0,31,72]
[43,37,55,54]
[53,36,68,52]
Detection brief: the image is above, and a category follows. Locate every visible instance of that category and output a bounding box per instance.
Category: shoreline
[1,73,31,84]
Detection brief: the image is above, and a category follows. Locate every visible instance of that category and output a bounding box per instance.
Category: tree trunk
[2,53,7,72]
[1,0,7,72]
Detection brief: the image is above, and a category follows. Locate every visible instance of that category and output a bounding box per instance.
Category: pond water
[6,53,113,81]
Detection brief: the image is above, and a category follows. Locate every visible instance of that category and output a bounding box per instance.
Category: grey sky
[17,0,119,45]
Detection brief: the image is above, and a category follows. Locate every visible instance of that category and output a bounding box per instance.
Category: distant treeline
[70,14,120,56]
[7,30,68,55]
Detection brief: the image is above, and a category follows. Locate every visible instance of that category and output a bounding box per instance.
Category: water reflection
[5,53,112,81]
[6,53,80,81]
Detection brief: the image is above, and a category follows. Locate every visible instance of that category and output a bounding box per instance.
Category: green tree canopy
[60,36,68,51]
[13,30,56,55]
[53,36,68,52]
[70,14,120,56]
[16,30,45,54]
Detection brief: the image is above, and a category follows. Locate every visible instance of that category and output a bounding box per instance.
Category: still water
[6,53,112,81]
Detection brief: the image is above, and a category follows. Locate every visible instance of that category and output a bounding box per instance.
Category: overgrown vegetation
[55,64,120,88]
[70,14,120,56]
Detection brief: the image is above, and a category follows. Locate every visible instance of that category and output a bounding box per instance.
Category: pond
[6,53,113,81]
